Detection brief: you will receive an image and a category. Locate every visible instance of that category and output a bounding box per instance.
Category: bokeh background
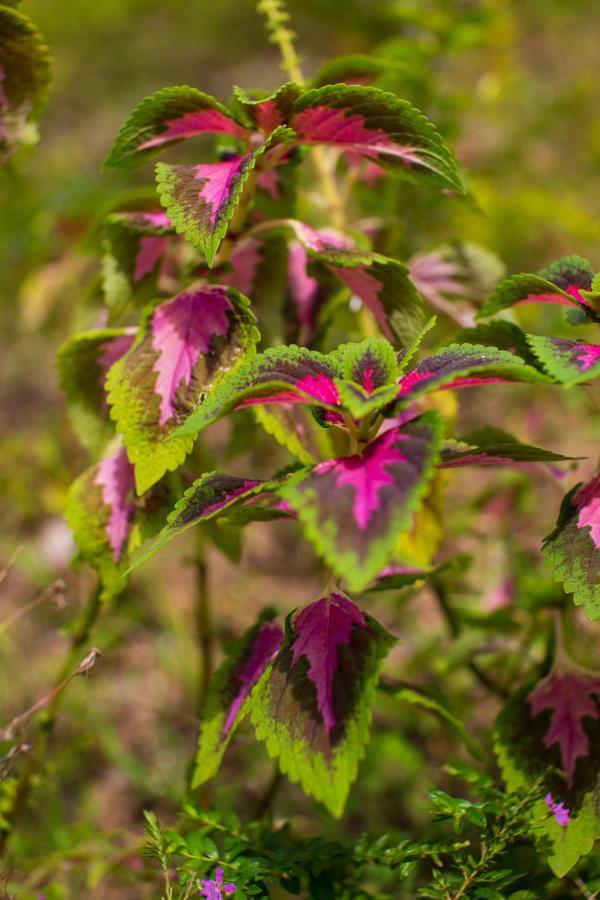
[1,0,600,896]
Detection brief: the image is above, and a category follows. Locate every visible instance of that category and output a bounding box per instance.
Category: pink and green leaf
[333,337,401,417]
[440,427,577,469]
[106,285,259,494]
[408,242,505,307]
[66,448,136,599]
[232,82,301,132]
[129,472,286,570]
[526,335,600,387]
[174,345,342,440]
[102,210,174,314]
[0,5,51,160]
[192,611,283,787]
[285,239,324,345]
[479,256,597,321]
[291,84,464,193]
[155,126,294,265]
[543,474,600,620]
[277,412,443,590]
[104,86,248,169]
[220,231,289,311]
[395,342,549,407]
[250,589,395,817]
[286,220,425,344]
[57,328,136,452]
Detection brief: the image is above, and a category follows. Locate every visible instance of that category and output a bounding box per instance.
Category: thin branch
[0,647,100,743]
[0,546,24,588]
[0,578,66,638]
[0,743,30,782]
[0,583,103,854]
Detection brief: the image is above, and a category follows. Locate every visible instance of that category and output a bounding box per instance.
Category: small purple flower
[545,792,571,827]
[198,867,236,898]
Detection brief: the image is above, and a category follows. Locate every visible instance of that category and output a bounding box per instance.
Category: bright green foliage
[334,337,401,417]
[252,403,335,464]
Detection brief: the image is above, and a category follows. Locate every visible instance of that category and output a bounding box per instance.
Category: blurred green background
[1,1,599,896]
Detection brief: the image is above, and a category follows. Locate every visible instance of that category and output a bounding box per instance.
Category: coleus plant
[57,12,600,875]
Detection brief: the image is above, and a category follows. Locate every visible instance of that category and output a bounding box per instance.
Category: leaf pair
[477,255,600,386]
[105,82,465,265]
[461,316,600,388]
[479,255,599,323]
[194,591,395,818]
[175,335,549,442]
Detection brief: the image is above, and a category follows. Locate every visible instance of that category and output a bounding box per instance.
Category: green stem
[0,584,103,856]
[257,0,345,230]
[256,0,304,83]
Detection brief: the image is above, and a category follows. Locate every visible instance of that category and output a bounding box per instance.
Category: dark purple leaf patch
[528,667,600,788]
